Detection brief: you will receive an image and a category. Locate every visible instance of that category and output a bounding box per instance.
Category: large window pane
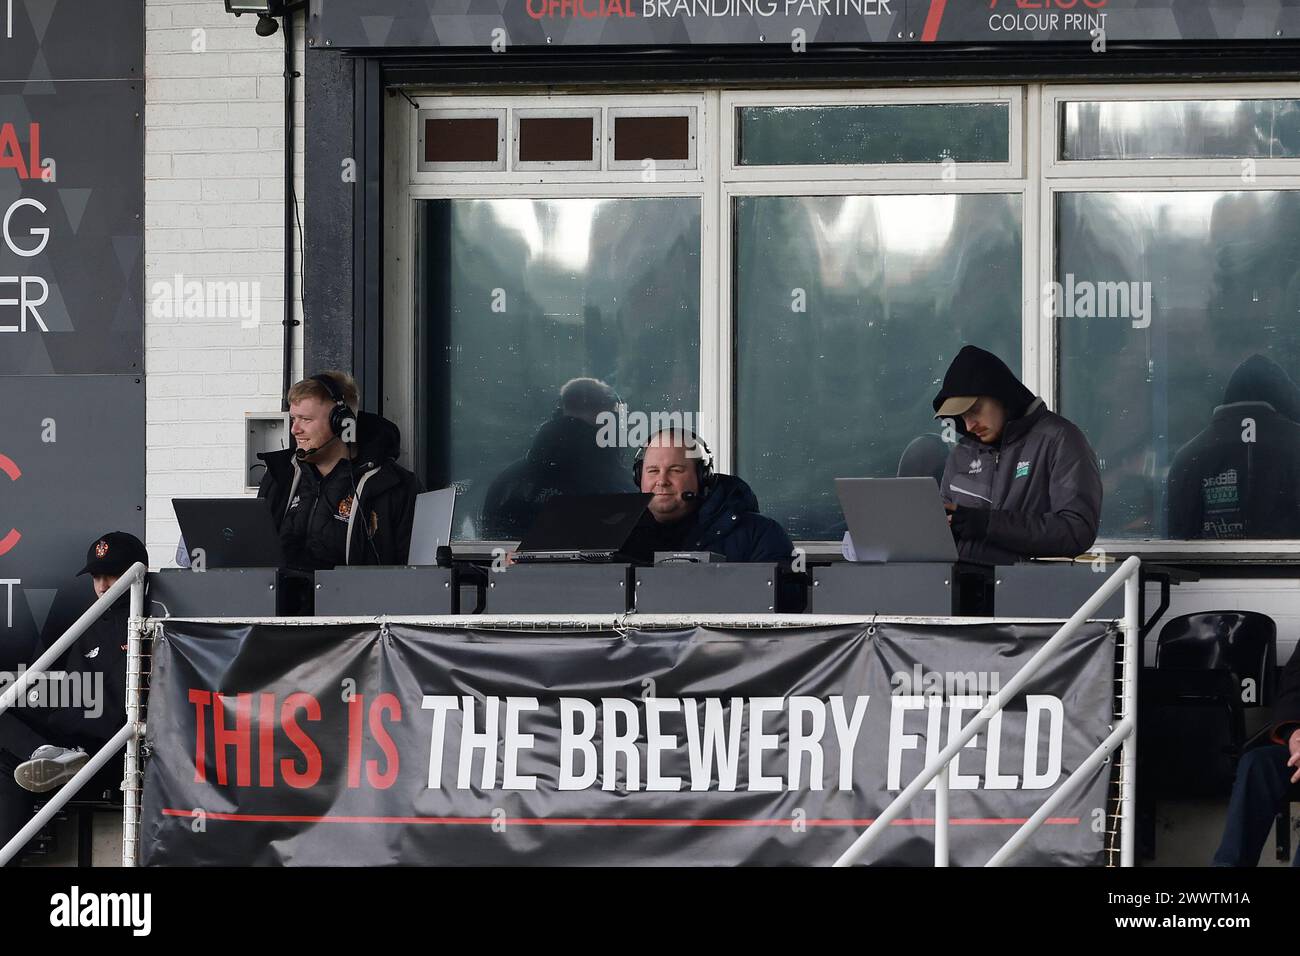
[418,197,701,540]
[738,103,1010,166]
[1057,191,1300,539]
[735,193,1023,539]
[1062,100,1300,160]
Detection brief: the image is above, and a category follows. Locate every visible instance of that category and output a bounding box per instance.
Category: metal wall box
[313,566,459,616]
[634,563,778,613]
[486,564,632,613]
[148,568,284,618]
[992,562,1123,619]
[808,562,993,616]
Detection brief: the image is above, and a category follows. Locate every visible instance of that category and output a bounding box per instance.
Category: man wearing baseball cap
[0,531,147,859]
[932,345,1102,564]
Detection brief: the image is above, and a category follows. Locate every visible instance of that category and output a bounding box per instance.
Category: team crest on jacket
[338,495,354,518]
[95,540,109,558]
[967,459,982,474]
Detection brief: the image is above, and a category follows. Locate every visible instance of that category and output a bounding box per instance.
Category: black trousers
[1213,744,1300,867]
[0,710,50,862]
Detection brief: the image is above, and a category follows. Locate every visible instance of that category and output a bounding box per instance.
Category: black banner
[140,620,1118,866]
[308,0,1300,49]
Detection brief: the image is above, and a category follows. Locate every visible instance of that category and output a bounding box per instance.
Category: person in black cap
[932,345,1103,564]
[0,531,147,860]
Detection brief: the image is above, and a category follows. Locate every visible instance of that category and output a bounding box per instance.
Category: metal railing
[0,561,148,867]
[833,555,1141,867]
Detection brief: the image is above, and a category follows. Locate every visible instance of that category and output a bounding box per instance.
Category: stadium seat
[1141,611,1277,799]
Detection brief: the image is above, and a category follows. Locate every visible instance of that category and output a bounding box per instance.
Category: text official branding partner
[49,887,151,937]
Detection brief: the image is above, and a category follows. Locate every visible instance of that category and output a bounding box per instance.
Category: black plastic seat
[1141,611,1277,799]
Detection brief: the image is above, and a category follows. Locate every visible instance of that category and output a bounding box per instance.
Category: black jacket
[480,413,636,539]
[934,346,1103,563]
[37,593,130,751]
[631,473,794,564]
[1166,355,1300,540]
[257,411,422,569]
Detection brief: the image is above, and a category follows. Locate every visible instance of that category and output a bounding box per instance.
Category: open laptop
[835,477,958,563]
[407,487,457,566]
[513,493,653,563]
[173,497,285,569]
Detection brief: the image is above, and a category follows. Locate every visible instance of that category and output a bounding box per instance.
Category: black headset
[632,427,715,493]
[312,373,357,439]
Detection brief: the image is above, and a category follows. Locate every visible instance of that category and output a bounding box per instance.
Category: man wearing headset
[629,427,793,564]
[256,371,422,569]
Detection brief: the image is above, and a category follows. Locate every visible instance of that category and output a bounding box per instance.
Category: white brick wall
[144,0,305,568]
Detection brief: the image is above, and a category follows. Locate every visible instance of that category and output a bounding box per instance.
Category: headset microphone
[294,434,339,461]
[681,491,698,502]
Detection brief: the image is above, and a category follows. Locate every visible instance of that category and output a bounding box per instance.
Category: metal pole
[985,716,1134,867]
[122,573,147,867]
[0,562,147,718]
[1120,570,1140,867]
[934,759,949,867]
[0,721,134,867]
[833,556,1141,867]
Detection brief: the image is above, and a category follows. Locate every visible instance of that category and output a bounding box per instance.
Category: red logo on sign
[0,453,21,557]
[525,0,636,19]
[0,123,43,180]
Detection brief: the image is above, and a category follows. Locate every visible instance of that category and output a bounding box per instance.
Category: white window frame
[386,91,719,523]
[1043,81,1300,179]
[1041,81,1300,556]
[718,86,1034,478]
[388,80,1300,557]
[416,108,507,173]
[512,106,602,173]
[721,86,1025,184]
[606,105,699,172]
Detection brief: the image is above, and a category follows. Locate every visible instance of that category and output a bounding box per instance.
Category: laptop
[408,487,457,566]
[835,477,958,563]
[513,493,653,563]
[172,497,285,569]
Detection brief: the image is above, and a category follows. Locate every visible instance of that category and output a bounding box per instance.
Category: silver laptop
[408,487,457,565]
[835,477,958,563]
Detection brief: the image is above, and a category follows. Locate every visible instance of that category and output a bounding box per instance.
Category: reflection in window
[735,192,1022,539]
[1062,99,1300,161]
[417,197,701,540]
[738,103,1011,166]
[1057,190,1300,539]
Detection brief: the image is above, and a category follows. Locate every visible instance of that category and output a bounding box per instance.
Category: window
[415,197,701,541]
[1056,190,1300,540]
[418,109,505,172]
[391,84,1300,553]
[1060,98,1300,161]
[738,102,1011,166]
[734,193,1022,538]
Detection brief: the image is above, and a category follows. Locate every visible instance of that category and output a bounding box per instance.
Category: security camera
[224,1,283,37]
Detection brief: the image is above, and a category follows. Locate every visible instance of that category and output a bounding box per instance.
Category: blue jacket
[680,474,794,564]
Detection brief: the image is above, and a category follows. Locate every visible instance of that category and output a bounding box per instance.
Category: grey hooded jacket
[934,346,1102,564]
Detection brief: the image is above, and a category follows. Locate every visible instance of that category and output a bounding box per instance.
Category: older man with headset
[255,371,422,570]
[628,426,792,564]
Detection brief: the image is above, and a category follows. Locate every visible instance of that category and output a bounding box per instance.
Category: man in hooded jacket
[1166,354,1300,540]
[933,345,1103,564]
[257,372,421,570]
